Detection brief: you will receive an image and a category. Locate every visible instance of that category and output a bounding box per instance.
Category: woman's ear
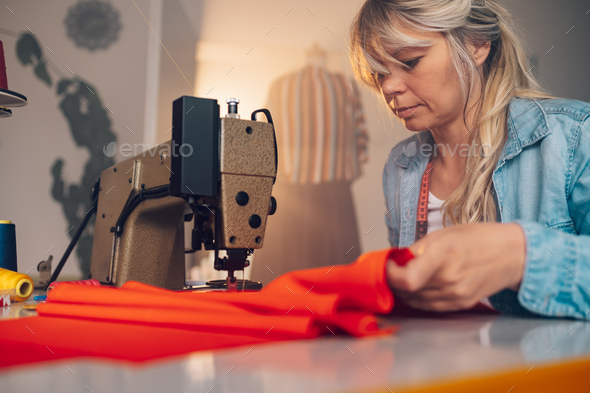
[472,41,492,66]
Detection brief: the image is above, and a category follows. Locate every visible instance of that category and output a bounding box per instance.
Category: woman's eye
[402,57,421,69]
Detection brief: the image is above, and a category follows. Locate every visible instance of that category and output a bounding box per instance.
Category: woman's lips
[396,105,420,118]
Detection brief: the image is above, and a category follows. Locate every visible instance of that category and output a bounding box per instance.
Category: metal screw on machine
[226,98,240,119]
[236,191,249,206]
[249,214,261,229]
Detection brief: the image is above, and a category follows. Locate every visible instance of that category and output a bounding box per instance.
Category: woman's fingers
[386,251,443,293]
[386,223,528,313]
[395,285,480,306]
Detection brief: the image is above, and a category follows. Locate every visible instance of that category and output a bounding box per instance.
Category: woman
[348,0,590,319]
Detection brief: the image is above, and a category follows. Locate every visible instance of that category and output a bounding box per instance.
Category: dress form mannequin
[305,41,326,68]
[250,43,366,285]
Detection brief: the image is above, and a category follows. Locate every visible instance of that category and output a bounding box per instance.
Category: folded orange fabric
[47,278,101,290]
[0,248,406,369]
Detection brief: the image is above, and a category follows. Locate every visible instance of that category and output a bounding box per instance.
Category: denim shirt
[383,97,590,320]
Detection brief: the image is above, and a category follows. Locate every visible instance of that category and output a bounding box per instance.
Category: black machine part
[183,106,279,289]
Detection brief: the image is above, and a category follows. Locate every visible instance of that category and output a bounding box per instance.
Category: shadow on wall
[16,32,117,278]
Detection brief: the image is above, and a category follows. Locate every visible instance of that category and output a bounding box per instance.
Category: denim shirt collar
[393,97,552,170]
[394,131,433,169]
[500,97,551,164]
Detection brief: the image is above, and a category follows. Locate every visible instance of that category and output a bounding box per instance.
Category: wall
[0,0,155,279]
[497,0,590,102]
[154,0,200,144]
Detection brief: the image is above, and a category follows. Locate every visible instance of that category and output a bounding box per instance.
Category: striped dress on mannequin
[251,62,369,285]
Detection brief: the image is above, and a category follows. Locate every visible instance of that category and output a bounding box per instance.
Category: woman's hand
[386,223,527,311]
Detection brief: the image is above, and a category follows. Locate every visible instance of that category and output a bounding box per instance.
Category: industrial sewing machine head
[89,96,277,291]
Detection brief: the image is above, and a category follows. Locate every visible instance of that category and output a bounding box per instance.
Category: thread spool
[0,220,17,271]
[0,41,11,118]
[0,40,7,90]
[0,40,27,108]
[0,267,33,301]
[0,107,11,118]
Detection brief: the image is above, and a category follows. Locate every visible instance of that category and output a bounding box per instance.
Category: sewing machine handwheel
[268,196,277,215]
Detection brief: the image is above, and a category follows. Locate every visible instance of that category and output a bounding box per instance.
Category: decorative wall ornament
[64,0,122,51]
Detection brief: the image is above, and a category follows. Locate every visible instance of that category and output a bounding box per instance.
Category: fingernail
[387,248,414,267]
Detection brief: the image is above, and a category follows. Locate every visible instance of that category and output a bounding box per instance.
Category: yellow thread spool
[0,267,33,301]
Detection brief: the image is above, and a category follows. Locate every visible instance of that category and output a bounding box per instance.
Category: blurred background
[0,0,588,282]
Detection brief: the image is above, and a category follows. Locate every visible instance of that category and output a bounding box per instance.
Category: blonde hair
[348,0,555,225]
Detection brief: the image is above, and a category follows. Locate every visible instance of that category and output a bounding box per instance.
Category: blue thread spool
[0,220,17,271]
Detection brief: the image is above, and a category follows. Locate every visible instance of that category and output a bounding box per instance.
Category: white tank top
[427,192,445,234]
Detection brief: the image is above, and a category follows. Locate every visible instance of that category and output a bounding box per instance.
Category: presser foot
[204,279,262,291]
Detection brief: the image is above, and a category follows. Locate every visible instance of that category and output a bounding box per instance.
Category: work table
[1,297,589,392]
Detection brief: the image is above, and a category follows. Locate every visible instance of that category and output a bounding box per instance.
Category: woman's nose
[381,73,406,97]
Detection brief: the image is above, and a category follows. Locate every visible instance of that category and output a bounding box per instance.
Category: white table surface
[2,297,589,393]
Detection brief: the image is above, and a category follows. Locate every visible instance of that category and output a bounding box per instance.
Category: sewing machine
[88,96,277,291]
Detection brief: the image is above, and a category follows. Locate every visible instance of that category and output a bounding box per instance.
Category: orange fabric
[0,248,407,369]
[48,278,101,290]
